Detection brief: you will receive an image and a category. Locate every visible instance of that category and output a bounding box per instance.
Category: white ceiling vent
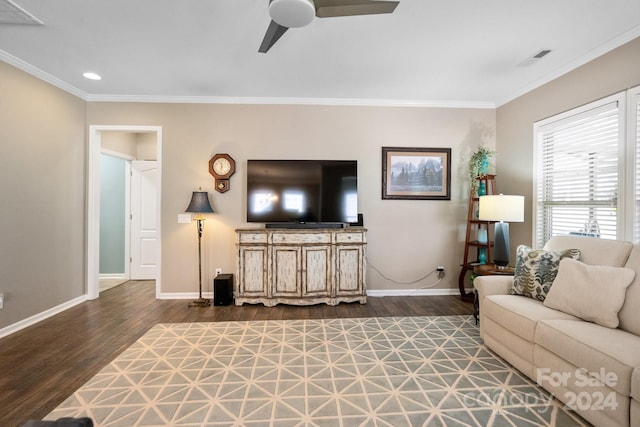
[0,0,43,25]
[518,48,553,67]
[532,49,552,59]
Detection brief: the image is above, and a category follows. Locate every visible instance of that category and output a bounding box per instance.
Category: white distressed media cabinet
[235,227,367,306]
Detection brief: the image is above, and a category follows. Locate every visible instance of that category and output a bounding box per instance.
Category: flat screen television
[246,160,358,225]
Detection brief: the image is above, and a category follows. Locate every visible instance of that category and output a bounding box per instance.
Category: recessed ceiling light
[82,72,102,80]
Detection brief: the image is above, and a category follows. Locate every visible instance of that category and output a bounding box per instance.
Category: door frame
[87,125,163,300]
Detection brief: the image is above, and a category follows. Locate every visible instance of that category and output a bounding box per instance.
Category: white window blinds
[633,89,640,243]
[535,99,621,246]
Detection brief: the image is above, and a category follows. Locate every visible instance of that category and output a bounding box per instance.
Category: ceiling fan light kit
[269,0,316,28]
[259,0,400,53]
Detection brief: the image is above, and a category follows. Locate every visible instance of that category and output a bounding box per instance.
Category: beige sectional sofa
[475,236,640,427]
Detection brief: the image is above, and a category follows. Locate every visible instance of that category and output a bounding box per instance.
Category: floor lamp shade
[478,195,524,267]
[185,191,215,215]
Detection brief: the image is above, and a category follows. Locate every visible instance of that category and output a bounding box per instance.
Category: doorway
[88,126,162,300]
[99,153,130,292]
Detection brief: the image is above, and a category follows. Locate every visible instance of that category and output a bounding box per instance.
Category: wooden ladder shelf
[458,174,497,301]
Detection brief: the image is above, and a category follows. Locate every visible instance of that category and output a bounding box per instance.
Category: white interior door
[130,160,158,279]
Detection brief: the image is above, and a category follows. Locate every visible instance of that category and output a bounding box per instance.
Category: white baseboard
[158,292,214,300]
[99,274,126,280]
[0,295,87,339]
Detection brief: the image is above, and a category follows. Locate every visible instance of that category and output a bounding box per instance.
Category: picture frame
[382,147,451,200]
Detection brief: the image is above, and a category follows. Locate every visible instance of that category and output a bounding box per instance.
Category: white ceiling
[1,0,639,107]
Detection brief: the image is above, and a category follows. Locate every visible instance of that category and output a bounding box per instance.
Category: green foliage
[469,146,495,191]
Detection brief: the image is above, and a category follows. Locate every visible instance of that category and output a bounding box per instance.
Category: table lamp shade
[185,191,214,214]
[478,195,524,267]
[478,195,524,222]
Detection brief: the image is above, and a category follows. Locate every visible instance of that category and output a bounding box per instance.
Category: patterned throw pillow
[509,245,581,301]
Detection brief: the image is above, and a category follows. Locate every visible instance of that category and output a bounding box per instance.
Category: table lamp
[479,194,524,267]
[185,190,214,307]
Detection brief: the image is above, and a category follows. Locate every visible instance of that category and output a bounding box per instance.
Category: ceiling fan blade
[259,20,289,53]
[315,0,399,18]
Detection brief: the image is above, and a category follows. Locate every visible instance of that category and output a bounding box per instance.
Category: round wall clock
[209,154,236,193]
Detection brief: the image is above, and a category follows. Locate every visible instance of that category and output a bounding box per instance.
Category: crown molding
[84,93,495,109]
[0,49,88,99]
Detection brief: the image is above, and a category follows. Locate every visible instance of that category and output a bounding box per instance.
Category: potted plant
[469,146,495,192]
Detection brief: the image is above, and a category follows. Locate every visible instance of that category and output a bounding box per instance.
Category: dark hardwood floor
[0,281,473,426]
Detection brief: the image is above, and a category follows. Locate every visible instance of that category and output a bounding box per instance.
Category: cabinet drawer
[238,233,268,244]
[336,233,364,243]
[272,232,331,244]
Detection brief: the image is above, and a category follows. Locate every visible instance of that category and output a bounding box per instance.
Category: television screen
[247,160,358,224]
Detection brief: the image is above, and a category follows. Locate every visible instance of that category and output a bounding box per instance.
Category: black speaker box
[349,213,364,227]
[213,274,234,306]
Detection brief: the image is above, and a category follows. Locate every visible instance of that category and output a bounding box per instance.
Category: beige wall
[0,61,86,329]
[101,131,158,160]
[87,102,495,294]
[101,131,137,158]
[136,132,157,161]
[497,36,640,252]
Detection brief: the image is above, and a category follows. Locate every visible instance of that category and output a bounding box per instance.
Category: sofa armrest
[474,275,512,299]
[474,275,513,338]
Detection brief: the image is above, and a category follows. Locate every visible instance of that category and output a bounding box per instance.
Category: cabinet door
[302,246,331,297]
[335,245,364,296]
[238,246,268,296]
[272,246,301,297]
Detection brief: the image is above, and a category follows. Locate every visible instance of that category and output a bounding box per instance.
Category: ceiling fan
[259,0,399,53]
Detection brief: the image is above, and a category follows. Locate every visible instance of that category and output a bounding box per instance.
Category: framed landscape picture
[382,147,451,200]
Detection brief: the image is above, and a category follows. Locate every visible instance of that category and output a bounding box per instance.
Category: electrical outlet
[178,214,191,224]
[215,268,222,276]
[436,266,445,279]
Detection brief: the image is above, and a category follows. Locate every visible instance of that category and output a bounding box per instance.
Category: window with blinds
[534,95,623,246]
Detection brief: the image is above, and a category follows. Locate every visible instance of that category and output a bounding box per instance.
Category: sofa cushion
[620,245,640,336]
[509,245,581,301]
[544,258,635,328]
[535,319,640,396]
[543,235,633,267]
[484,294,578,342]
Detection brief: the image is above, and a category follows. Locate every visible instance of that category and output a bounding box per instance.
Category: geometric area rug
[47,316,590,426]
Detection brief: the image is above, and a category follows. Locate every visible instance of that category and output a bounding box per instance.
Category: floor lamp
[185,190,214,307]
[479,194,524,268]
